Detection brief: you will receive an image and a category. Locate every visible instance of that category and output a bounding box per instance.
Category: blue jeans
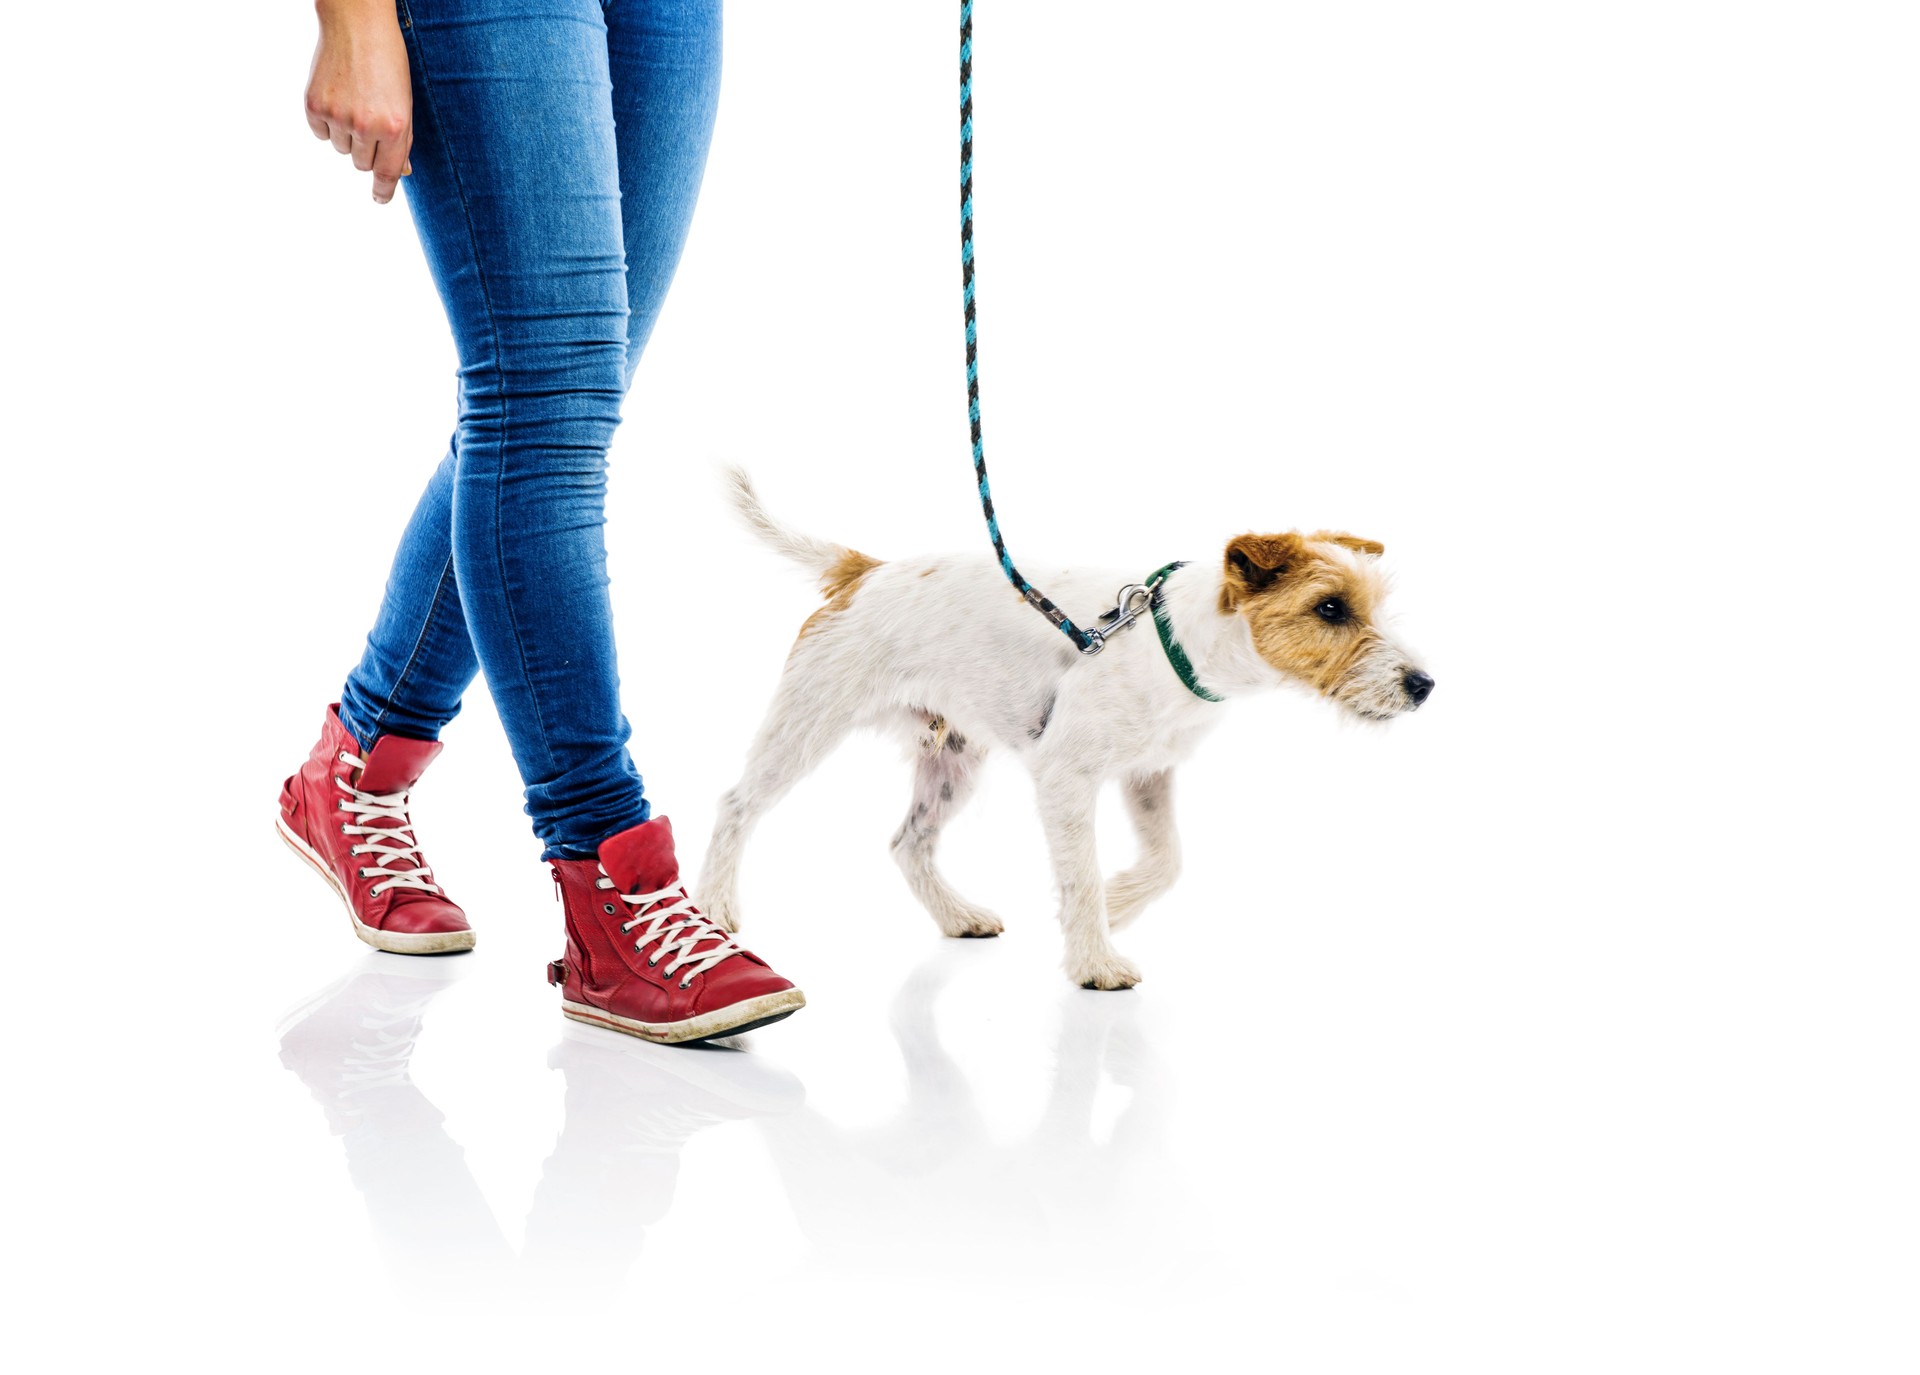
[336,0,722,860]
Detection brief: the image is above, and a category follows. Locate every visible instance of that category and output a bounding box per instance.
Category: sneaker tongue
[356,734,444,794]
[598,816,681,894]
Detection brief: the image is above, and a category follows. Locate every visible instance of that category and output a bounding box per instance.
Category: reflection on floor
[278,948,1180,1289]
[757,956,1177,1279]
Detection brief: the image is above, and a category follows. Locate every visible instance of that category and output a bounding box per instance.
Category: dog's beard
[1331,643,1421,721]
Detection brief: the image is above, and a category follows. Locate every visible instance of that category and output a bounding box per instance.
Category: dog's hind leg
[890,732,1003,938]
[697,648,860,933]
[1104,769,1181,933]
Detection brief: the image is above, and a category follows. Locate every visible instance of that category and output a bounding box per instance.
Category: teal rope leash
[960,1,1100,655]
[958,5,1219,700]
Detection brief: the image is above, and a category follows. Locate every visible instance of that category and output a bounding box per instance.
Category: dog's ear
[1221,532,1305,607]
[1312,530,1385,558]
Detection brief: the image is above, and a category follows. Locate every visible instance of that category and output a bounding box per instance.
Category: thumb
[371,129,413,204]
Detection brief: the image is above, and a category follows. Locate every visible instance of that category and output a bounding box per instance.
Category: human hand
[305,0,414,204]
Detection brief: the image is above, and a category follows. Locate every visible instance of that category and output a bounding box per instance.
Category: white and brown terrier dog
[698,469,1433,990]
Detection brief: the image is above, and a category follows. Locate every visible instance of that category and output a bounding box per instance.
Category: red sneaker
[547,817,803,1044]
[277,705,475,954]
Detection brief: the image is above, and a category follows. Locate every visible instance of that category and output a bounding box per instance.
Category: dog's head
[1218,530,1432,720]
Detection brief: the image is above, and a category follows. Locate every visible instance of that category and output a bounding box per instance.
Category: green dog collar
[1145,562,1224,703]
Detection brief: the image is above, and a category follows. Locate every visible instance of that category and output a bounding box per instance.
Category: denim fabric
[337,0,722,860]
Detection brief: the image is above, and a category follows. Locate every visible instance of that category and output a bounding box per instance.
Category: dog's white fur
[699,468,1429,989]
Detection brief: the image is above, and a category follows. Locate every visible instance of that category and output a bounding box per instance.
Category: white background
[4,2,1916,1370]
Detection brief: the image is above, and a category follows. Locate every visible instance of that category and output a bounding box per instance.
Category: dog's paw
[699,892,741,933]
[1068,950,1143,991]
[934,904,1004,939]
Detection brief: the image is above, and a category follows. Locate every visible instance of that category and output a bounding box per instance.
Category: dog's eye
[1315,598,1351,624]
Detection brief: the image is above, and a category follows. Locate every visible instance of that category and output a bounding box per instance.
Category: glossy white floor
[24,643,1920,1370]
[11,3,1918,1370]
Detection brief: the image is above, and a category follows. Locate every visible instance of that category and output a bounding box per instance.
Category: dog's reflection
[278,946,1172,1287]
[753,951,1175,1278]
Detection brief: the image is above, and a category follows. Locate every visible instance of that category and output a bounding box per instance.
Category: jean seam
[403,17,562,782]
[371,553,458,741]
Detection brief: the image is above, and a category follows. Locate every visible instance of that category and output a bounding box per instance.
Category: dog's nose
[1403,670,1434,706]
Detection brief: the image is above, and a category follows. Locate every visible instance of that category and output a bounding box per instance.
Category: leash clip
[1087,579,1161,650]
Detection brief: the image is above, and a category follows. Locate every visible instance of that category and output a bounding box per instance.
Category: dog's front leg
[1105,769,1181,933]
[1035,766,1142,990]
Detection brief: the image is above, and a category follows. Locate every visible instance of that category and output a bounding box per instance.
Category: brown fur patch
[1219,533,1306,611]
[795,549,882,643]
[1311,530,1385,557]
[1221,532,1389,696]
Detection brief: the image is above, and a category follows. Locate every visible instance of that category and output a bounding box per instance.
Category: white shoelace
[597,867,745,988]
[334,751,443,897]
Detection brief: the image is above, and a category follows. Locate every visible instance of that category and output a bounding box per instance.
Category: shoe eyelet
[358,868,370,879]
[603,903,619,915]
[646,956,658,967]
[679,980,692,990]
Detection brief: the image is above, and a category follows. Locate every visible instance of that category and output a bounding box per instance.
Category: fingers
[370,129,413,205]
[305,74,412,204]
[309,111,413,203]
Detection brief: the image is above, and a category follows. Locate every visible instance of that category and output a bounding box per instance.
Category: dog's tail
[724,465,880,593]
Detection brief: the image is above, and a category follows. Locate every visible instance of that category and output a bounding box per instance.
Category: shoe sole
[561,988,806,1045]
[275,815,477,955]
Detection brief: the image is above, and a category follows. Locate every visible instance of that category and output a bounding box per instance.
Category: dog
[698,468,1433,990]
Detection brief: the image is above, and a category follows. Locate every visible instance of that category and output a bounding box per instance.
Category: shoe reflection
[278,952,804,1293]
[277,953,513,1284]
[519,1017,804,1280]
[279,946,1172,1288]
